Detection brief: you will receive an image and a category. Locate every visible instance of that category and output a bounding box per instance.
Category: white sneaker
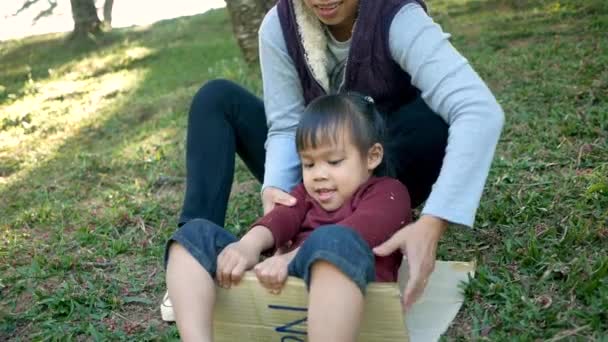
[160,291,175,322]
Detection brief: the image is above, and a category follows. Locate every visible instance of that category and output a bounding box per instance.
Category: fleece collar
[291,0,331,91]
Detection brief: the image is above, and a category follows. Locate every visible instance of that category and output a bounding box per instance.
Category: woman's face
[302,0,359,39]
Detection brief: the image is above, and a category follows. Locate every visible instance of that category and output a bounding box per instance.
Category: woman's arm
[259,7,306,194]
[379,3,504,310]
[389,3,505,228]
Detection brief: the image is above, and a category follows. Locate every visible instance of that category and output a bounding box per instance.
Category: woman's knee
[191,78,242,113]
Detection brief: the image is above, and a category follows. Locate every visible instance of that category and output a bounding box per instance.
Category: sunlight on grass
[56,46,154,79]
[0,225,30,254]
[0,47,152,186]
[117,126,181,161]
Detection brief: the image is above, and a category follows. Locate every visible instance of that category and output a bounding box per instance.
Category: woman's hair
[295,92,394,177]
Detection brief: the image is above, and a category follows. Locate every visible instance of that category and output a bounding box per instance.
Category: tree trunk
[103,0,114,27]
[225,0,277,65]
[261,0,276,11]
[70,0,101,37]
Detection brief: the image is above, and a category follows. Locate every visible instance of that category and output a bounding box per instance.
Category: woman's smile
[313,1,343,20]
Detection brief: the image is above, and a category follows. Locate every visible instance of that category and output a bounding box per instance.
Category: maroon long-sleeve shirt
[253,177,411,282]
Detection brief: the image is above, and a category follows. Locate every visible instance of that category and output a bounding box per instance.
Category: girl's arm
[389,3,504,228]
[251,184,309,252]
[216,225,275,288]
[253,247,301,293]
[276,246,300,263]
[337,179,411,248]
[238,225,276,253]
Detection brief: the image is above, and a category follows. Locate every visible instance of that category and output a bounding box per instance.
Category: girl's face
[302,0,359,40]
[299,130,382,211]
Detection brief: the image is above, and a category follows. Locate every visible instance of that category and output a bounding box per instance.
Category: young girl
[165,93,411,341]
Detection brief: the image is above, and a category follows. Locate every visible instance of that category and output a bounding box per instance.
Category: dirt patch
[444,308,473,337]
[110,305,163,335]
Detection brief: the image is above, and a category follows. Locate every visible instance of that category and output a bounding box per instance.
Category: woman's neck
[327,13,357,42]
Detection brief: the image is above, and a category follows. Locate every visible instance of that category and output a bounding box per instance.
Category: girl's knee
[310,259,343,276]
[306,225,360,243]
[169,241,187,254]
[175,219,236,251]
[307,258,371,295]
[309,260,350,285]
[178,218,223,237]
[304,225,372,257]
[167,242,192,264]
[295,226,375,293]
[165,219,235,273]
[165,242,201,275]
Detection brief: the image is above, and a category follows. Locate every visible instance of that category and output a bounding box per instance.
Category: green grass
[0,0,606,339]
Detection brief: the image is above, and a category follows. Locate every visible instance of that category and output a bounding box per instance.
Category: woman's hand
[216,241,261,289]
[261,187,296,214]
[373,215,448,311]
[253,255,290,294]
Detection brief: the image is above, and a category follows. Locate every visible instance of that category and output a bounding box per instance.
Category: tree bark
[70,0,101,37]
[261,0,276,12]
[225,0,277,65]
[103,0,114,27]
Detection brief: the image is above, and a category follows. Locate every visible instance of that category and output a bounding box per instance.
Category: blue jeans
[165,219,376,293]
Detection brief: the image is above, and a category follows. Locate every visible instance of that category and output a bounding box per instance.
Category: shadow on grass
[0,8,259,225]
[0,8,263,339]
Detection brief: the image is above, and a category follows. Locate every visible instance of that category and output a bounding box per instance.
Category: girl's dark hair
[295,92,394,177]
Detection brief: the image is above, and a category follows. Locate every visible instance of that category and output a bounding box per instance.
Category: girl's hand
[261,187,296,214]
[253,254,290,294]
[217,241,260,289]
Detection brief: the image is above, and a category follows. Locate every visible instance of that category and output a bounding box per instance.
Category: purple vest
[277,0,427,113]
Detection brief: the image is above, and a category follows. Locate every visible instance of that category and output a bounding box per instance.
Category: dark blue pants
[166,219,376,293]
[179,79,448,227]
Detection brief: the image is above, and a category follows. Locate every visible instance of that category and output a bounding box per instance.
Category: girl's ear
[367,143,384,171]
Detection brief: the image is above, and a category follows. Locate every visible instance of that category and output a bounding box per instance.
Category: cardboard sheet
[210,259,475,341]
[399,261,475,342]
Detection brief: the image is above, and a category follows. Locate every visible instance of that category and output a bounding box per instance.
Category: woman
[177,0,504,313]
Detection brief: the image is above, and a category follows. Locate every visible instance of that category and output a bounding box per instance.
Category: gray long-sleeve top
[258,3,504,228]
